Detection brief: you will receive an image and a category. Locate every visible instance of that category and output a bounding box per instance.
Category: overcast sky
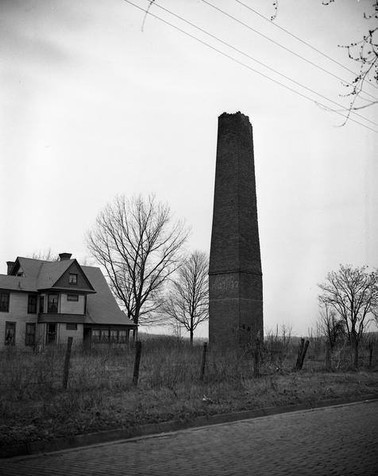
[1,0,377,337]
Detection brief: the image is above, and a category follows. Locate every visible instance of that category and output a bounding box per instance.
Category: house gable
[51,261,95,293]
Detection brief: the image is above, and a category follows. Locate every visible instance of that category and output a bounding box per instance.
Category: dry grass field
[1,335,378,447]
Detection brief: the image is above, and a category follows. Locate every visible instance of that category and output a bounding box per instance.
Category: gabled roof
[83,266,135,327]
[37,260,95,292]
[8,257,94,293]
[34,260,73,290]
[13,257,47,280]
[1,257,79,292]
[2,256,135,328]
[0,274,37,292]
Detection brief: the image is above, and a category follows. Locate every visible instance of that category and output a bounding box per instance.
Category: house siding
[58,323,83,345]
[60,294,85,314]
[0,292,38,347]
[35,322,45,348]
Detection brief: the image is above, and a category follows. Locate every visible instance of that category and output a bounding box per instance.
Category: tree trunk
[133,315,139,342]
[190,315,194,346]
[325,341,332,371]
[351,333,359,369]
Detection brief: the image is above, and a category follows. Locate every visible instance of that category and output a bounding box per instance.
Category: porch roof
[38,314,85,324]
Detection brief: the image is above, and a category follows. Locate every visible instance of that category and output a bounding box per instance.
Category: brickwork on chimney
[209,112,263,348]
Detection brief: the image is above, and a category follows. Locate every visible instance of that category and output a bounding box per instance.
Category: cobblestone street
[1,400,377,475]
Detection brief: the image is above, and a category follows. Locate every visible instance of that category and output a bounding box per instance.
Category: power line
[235,0,378,94]
[202,0,378,103]
[122,0,377,133]
[148,0,378,128]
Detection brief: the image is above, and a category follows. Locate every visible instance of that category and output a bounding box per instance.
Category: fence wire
[0,338,377,395]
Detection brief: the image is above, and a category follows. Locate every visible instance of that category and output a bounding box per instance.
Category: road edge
[2,393,378,459]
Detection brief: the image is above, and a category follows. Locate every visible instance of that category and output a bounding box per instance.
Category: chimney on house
[6,261,15,275]
[59,253,72,261]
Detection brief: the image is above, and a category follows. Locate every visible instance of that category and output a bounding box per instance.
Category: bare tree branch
[161,250,209,344]
[317,301,345,350]
[87,194,189,333]
[273,1,378,121]
[141,0,156,32]
[318,264,378,367]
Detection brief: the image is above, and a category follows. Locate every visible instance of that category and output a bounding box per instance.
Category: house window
[92,329,100,342]
[67,294,79,302]
[25,323,36,347]
[0,292,10,312]
[47,294,59,313]
[39,295,45,314]
[5,322,16,345]
[100,329,109,342]
[69,273,78,285]
[28,294,37,314]
[66,323,77,331]
[110,329,118,342]
[119,330,127,343]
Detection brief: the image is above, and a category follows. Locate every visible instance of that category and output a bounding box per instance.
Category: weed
[1,336,377,446]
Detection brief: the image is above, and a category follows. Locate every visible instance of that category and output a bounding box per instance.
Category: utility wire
[123,0,377,133]
[202,0,378,103]
[149,0,378,128]
[235,0,378,94]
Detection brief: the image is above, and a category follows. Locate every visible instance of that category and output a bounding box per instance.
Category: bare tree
[87,195,189,334]
[334,0,378,121]
[318,265,378,368]
[30,249,59,261]
[318,302,345,351]
[162,250,209,345]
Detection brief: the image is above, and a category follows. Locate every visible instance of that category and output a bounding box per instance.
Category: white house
[0,253,136,349]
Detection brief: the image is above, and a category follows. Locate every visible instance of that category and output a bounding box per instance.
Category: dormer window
[69,273,78,285]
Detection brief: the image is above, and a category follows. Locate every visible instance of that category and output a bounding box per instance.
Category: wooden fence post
[368,343,373,368]
[133,340,142,386]
[62,337,73,390]
[200,342,208,381]
[295,338,310,371]
[295,338,304,370]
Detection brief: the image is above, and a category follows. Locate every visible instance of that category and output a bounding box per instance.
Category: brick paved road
[1,400,377,475]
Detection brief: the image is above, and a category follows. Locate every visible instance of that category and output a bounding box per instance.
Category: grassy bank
[1,336,378,447]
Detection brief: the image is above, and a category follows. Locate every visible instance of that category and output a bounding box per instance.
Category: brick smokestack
[209,112,263,348]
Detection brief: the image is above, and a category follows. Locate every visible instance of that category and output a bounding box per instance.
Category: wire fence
[0,335,377,398]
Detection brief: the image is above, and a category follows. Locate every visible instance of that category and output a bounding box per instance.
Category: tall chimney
[209,112,263,348]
